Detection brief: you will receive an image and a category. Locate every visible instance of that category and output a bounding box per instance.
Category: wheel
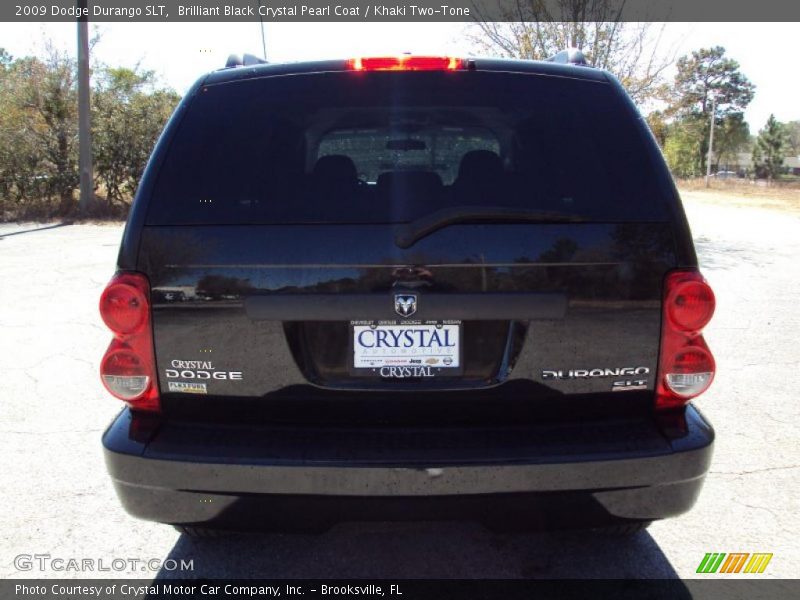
[174,525,228,538]
[592,521,652,536]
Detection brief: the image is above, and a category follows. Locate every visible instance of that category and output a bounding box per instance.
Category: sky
[0,21,797,131]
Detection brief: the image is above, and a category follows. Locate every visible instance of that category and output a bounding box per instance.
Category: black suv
[100,53,716,535]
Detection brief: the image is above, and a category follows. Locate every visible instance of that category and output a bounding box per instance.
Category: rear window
[318,127,500,185]
[147,70,667,225]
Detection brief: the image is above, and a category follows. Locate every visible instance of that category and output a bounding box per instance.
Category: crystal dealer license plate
[350,320,462,377]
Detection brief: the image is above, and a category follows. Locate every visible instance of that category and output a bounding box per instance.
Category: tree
[0,49,12,202]
[783,121,800,156]
[0,47,12,69]
[663,117,705,178]
[0,45,80,217]
[0,49,21,209]
[752,115,786,182]
[468,0,675,104]
[0,42,182,220]
[665,46,755,174]
[0,58,44,210]
[92,66,180,206]
[646,111,669,147]
[713,113,750,170]
[671,46,755,117]
[17,45,80,215]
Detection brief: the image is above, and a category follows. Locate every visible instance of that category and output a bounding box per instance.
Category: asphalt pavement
[1,197,798,579]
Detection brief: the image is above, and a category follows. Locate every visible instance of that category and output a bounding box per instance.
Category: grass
[7,178,800,222]
[677,178,800,213]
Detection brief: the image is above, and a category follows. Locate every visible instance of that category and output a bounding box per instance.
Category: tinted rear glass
[147,70,667,225]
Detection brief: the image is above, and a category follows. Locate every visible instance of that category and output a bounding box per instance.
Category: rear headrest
[376,170,443,195]
[312,154,358,182]
[457,150,503,182]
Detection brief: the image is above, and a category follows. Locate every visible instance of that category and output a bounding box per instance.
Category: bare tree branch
[466,0,676,105]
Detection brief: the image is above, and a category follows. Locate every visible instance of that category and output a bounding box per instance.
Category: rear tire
[592,521,652,536]
[174,525,228,539]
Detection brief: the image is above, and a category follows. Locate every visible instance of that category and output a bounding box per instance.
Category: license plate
[350,320,462,377]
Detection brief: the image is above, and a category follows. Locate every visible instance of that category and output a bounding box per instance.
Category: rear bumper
[102,406,714,530]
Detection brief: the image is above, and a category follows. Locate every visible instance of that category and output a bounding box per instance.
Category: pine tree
[669,47,755,174]
[753,115,786,183]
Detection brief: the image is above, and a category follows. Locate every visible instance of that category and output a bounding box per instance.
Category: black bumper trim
[102,406,713,526]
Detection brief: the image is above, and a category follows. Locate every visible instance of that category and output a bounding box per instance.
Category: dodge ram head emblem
[394,293,417,317]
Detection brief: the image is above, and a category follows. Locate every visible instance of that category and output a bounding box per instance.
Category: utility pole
[77,0,93,214]
[705,94,716,188]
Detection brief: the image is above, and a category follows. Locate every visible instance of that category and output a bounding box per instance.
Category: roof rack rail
[225,53,268,68]
[545,48,589,66]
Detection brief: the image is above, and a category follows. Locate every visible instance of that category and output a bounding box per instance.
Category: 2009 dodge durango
[100,53,716,535]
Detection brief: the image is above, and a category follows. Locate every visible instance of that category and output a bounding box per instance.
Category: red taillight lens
[666,279,715,332]
[99,272,160,412]
[656,270,716,411]
[99,280,147,334]
[348,56,465,71]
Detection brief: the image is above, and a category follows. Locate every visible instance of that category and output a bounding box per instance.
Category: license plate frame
[349,319,463,377]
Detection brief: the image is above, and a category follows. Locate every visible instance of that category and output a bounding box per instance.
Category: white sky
[0,21,797,130]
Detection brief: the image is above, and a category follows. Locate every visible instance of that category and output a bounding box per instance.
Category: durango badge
[394,293,417,317]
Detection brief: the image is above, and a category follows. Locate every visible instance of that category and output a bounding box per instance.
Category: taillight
[99,279,147,334]
[348,56,465,71]
[665,278,715,332]
[99,272,160,412]
[656,270,716,411]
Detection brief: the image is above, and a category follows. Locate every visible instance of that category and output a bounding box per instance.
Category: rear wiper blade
[395,206,591,249]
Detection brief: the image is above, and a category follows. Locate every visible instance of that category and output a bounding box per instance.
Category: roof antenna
[256,1,267,60]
